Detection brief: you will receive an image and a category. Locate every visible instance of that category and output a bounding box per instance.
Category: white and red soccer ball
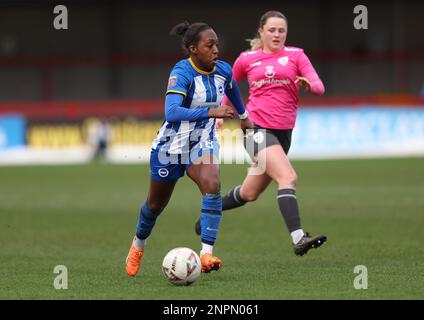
[162,247,201,286]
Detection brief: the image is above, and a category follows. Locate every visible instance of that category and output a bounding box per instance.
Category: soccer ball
[162,247,201,286]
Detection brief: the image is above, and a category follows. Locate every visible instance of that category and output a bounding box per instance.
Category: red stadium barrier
[1,95,423,121]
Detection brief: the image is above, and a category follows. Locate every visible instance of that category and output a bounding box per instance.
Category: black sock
[222,185,247,211]
[277,189,302,233]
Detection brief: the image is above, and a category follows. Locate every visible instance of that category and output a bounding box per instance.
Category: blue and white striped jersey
[152,57,234,154]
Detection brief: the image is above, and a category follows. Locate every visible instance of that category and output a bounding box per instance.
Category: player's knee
[146,199,166,213]
[199,177,220,194]
[287,172,298,188]
[276,171,298,189]
[240,189,259,202]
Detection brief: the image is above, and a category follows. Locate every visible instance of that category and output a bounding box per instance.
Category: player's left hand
[240,117,254,133]
[295,76,311,92]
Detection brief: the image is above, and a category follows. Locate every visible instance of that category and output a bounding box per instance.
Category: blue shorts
[150,140,220,182]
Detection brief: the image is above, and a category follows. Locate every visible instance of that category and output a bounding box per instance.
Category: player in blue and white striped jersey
[151,52,237,166]
[125,21,253,277]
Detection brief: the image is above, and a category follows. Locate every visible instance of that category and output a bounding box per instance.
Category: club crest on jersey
[158,168,169,177]
[167,75,177,89]
[265,66,275,78]
[278,56,289,66]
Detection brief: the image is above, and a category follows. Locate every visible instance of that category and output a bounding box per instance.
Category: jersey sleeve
[165,65,191,97]
[296,51,325,95]
[231,52,247,82]
[165,93,209,122]
[224,81,246,115]
[214,60,233,90]
[220,55,247,107]
[218,61,246,115]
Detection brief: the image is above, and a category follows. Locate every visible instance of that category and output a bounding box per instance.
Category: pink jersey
[222,46,324,129]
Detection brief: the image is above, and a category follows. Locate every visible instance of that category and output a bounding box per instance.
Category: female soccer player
[125,21,253,277]
[195,11,327,256]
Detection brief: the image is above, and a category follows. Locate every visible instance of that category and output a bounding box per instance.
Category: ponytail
[247,37,263,51]
[169,21,190,37]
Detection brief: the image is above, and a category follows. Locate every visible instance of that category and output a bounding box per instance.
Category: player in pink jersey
[195,11,327,256]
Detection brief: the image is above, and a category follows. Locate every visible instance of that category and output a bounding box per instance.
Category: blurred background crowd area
[1,1,423,101]
[0,0,423,163]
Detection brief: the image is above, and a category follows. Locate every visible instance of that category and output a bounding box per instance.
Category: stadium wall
[1,101,423,165]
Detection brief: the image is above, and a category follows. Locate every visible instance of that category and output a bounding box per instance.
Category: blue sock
[200,194,222,245]
[135,201,163,240]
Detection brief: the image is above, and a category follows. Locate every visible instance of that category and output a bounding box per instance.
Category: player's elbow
[164,112,176,122]
[311,82,325,96]
[164,105,179,122]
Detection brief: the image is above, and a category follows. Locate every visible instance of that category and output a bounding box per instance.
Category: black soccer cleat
[293,232,327,256]
[194,218,201,236]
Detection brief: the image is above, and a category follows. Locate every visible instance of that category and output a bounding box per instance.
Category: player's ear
[258,28,263,36]
[189,45,197,54]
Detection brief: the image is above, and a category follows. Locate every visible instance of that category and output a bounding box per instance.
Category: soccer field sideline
[0,157,423,299]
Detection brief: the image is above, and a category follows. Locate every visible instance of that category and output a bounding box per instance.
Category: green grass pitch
[0,157,423,299]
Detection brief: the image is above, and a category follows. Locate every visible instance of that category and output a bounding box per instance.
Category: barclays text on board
[290,107,424,158]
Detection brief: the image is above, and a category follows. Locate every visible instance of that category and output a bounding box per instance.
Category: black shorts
[243,124,293,158]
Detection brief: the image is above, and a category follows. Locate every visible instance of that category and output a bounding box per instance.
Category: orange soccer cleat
[125,241,144,277]
[200,253,222,273]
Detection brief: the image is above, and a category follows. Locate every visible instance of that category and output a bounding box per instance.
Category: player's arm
[220,54,247,107]
[165,93,234,122]
[165,67,212,122]
[295,51,325,95]
[164,93,209,122]
[224,81,248,119]
[224,80,253,131]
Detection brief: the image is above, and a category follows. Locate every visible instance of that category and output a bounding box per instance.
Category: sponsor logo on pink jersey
[265,66,275,78]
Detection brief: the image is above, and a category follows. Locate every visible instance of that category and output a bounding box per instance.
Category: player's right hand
[215,118,224,130]
[208,105,234,119]
[240,117,254,132]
